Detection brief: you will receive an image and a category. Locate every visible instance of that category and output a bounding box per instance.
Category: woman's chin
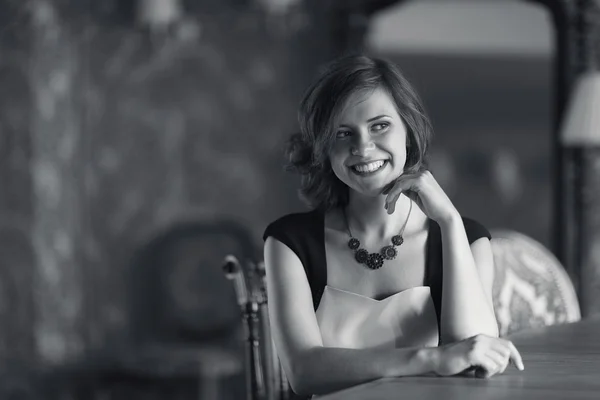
[349,184,388,199]
[343,172,396,199]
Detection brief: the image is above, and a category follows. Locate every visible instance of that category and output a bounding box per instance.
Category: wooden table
[320,317,600,399]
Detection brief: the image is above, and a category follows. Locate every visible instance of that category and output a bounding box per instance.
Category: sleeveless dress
[263,209,490,395]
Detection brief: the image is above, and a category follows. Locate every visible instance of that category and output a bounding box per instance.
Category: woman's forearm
[439,213,499,342]
[292,345,437,396]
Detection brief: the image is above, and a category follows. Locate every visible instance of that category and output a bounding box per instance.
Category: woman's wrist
[415,347,440,374]
[436,208,461,228]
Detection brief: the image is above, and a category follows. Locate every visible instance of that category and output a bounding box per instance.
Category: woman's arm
[383,170,499,343]
[439,213,499,343]
[264,237,436,396]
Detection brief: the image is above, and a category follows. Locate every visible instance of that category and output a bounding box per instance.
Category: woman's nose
[350,136,375,156]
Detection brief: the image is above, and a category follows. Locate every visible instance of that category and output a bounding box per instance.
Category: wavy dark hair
[285,54,433,211]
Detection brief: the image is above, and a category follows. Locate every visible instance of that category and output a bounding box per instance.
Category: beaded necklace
[343,200,412,270]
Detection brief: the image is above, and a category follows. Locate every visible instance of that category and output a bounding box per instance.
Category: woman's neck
[344,192,412,240]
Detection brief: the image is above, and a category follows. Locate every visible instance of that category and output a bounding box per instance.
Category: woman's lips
[350,160,388,176]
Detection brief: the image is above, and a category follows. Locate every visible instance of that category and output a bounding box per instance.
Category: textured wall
[0,0,37,366]
[29,0,89,363]
[0,0,334,368]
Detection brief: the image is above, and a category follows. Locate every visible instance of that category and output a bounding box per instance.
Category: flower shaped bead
[355,249,369,264]
[381,245,398,260]
[366,253,384,269]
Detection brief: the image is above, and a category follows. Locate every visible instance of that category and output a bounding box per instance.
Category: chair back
[490,230,581,336]
[128,218,257,343]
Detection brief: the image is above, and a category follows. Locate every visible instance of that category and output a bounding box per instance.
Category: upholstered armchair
[490,230,580,336]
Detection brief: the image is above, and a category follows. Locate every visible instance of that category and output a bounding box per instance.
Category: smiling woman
[288,56,431,211]
[263,54,523,398]
[329,88,408,198]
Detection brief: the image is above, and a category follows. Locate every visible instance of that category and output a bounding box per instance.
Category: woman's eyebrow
[339,114,391,128]
[366,114,391,122]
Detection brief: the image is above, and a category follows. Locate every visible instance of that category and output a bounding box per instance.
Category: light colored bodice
[315,285,439,350]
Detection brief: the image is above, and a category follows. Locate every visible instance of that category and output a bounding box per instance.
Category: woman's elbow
[443,323,499,343]
[285,352,317,397]
[478,316,500,338]
[468,315,500,339]
[287,366,317,397]
[285,362,306,397]
[288,378,312,398]
[486,322,500,338]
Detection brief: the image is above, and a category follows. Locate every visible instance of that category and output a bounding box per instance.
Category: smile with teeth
[352,160,387,173]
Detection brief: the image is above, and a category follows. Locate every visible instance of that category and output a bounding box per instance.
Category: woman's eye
[336,131,351,139]
[372,122,390,132]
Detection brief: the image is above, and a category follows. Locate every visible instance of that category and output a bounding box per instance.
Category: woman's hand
[383,170,457,223]
[432,334,525,378]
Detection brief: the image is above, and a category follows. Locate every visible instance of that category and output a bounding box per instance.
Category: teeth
[353,160,385,173]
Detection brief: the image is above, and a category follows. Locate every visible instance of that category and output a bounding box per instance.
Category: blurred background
[0,0,597,399]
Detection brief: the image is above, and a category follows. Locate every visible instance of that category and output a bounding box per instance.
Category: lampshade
[560,71,600,146]
[137,0,183,28]
[256,0,302,15]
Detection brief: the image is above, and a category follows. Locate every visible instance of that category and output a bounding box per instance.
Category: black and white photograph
[0,0,598,399]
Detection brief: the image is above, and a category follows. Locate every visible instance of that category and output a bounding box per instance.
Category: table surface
[320,317,600,399]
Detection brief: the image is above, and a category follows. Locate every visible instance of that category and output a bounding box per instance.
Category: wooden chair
[123,218,257,399]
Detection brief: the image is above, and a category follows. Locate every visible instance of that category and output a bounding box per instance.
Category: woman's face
[328,87,408,198]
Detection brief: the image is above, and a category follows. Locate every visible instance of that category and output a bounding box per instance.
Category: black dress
[263,208,491,340]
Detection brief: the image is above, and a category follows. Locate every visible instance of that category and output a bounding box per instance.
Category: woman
[262,54,524,397]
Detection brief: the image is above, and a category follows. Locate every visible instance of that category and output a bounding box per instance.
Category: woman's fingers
[381,180,397,195]
[473,356,500,379]
[491,339,524,372]
[447,337,523,379]
[487,349,510,375]
[384,176,418,214]
[506,341,525,370]
[383,172,420,195]
[386,193,401,214]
